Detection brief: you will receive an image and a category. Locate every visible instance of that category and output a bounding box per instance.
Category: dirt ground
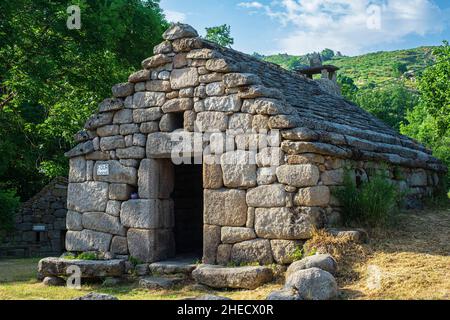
[0,202,449,300]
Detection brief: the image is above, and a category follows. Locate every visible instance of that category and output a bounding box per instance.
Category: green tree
[205,24,234,48]
[321,48,335,61]
[337,75,359,100]
[393,62,408,76]
[354,84,418,130]
[0,0,167,200]
[401,41,450,186]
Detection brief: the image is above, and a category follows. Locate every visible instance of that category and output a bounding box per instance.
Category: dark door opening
[172,163,203,256]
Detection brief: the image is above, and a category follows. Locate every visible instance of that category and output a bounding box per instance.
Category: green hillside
[261,47,436,88]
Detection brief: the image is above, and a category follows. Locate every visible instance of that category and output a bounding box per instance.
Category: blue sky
[160,0,450,56]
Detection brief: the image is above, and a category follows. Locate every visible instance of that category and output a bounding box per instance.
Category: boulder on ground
[186,295,232,301]
[266,289,298,300]
[42,276,66,287]
[286,254,337,278]
[38,257,125,278]
[192,264,273,290]
[149,259,197,275]
[139,276,183,290]
[284,267,338,300]
[73,292,118,300]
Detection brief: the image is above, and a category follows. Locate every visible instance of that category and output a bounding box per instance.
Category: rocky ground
[0,203,448,300]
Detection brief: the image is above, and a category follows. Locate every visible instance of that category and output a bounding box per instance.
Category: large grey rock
[270,240,303,265]
[133,107,163,123]
[138,159,174,199]
[67,182,108,212]
[65,229,112,252]
[43,276,66,287]
[192,265,273,290]
[97,124,119,137]
[146,80,171,92]
[204,189,247,226]
[99,98,124,113]
[223,73,261,88]
[321,169,344,186]
[82,212,126,236]
[281,128,319,141]
[254,207,316,240]
[294,186,330,207]
[100,136,125,151]
[113,109,133,124]
[66,210,83,231]
[203,224,221,264]
[132,91,166,108]
[242,98,286,115]
[228,113,253,130]
[281,141,351,158]
[230,239,273,265]
[116,146,146,159]
[286,254,337,278]
[142,54,172,69]
[190,295,232,301]
[163,23,199,40]
[110,236,128,255]
[266,289,298,300]
[276,164,320,187]
[161,98,193,113]
[203,155,223,189]
[120,200,162,229]
[38,257,125,278]
[73,292,119,300]
[284,267,338,300]
[246,184,286,207]
[112,82,134,98]
[109,183,133,201]
[69,157,86,183]
[127,228,174,263]
[221,227,256,244]
[220,150,257,188]
[146,131,198,158]
[149,258,197,275]
[65,141,95,158]
[205,81,225,96]
[128,69,150,83]
[205,58,239,73]
[139,276,182,290]
[170,68,199,89]
[84,113,114,130]
[195,111,228,132]
[204,95,241,112]
[93,161,137,185]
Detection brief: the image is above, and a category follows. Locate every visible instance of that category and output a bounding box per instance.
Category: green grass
[0,258,278,300]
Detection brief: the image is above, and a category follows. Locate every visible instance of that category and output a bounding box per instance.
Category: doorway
[171,163,203,256]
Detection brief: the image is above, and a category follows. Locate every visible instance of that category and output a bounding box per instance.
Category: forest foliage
[0,0,168,201]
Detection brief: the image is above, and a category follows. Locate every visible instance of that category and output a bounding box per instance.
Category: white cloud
[165,10,187,23]
[238,1,264,9]
[238,0,447,55]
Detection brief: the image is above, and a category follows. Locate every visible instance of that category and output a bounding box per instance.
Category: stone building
[1,178,68,257]
[63,24,447,265]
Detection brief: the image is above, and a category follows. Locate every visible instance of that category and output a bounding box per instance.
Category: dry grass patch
[304,203,450,300]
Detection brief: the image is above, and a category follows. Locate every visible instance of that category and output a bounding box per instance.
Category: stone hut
[63,23,447,265]
[1,177,68,257]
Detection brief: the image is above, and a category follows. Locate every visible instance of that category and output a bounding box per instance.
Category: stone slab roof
[203,41,446,172]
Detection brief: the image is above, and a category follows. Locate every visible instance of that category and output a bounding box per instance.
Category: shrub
[0,189,20,239]
[335,170,402,227]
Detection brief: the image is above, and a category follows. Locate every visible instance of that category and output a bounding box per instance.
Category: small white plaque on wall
[96,164,110,176]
